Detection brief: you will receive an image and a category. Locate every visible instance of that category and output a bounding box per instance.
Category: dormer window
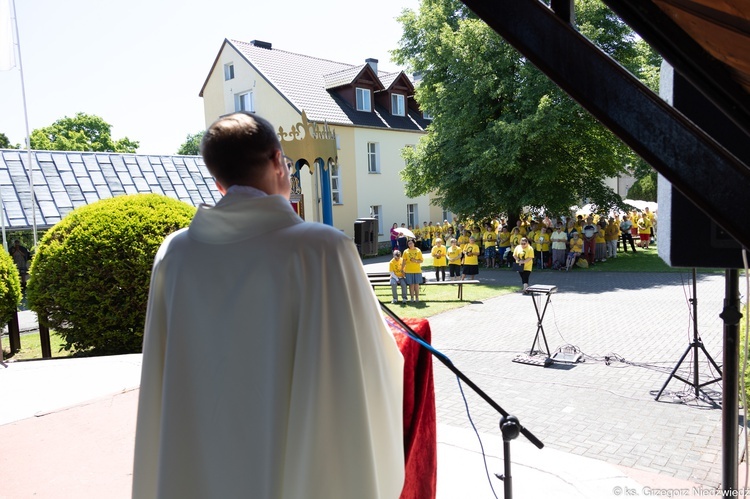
[391,94,405,116]
[356,88,371,112]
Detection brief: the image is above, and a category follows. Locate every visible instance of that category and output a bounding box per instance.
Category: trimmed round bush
[0,249,22,326]
[27,194,195,354]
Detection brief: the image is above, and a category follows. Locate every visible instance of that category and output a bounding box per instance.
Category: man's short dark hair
[200,112,281,187]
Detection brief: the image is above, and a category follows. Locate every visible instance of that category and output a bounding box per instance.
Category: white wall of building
[349,127,431,237]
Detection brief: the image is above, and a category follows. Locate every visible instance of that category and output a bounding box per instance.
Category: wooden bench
[366,272,480,300]
[422,279,480,300]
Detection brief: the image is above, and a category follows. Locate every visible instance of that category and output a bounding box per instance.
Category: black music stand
[514,285,557,366]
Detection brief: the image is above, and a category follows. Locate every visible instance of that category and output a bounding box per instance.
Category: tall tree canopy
[30,113,139,153]
[176,131,204,156]
[392,0,660,219]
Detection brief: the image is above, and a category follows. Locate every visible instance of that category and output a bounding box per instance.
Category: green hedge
[0,249,22,325]
[27,194,195,354]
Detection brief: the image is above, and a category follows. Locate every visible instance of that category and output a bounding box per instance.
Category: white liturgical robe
[132,192,405,498]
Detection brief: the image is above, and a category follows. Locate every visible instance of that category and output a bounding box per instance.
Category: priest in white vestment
[132,113,405,498]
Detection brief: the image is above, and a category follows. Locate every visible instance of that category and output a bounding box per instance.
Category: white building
[199,38,447,239]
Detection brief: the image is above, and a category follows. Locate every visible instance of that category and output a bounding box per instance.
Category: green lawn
[2,330,71,361]
[374,282,516,320]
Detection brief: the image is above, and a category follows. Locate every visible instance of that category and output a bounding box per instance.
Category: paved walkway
[424,266,731,487]
[0,258,743,497]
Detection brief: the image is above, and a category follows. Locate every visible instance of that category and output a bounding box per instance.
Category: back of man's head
[201,112,281,188]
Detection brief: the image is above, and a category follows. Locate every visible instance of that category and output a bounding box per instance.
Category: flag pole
[0,0,11,250]
[10,0,37,247]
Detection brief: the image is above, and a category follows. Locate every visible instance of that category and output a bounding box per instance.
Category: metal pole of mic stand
[499,415,521,499]
[379,301,543,499]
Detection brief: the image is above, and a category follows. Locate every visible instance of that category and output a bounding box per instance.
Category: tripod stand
[655,268,722,402]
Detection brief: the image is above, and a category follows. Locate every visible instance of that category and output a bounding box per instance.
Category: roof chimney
[251,40,272,49]
[366,58,378,74]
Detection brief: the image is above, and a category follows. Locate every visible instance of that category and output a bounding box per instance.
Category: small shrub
[27,194,195,355]
[0,249,22,325]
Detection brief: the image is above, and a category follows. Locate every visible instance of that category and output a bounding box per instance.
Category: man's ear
[272,149,285,176]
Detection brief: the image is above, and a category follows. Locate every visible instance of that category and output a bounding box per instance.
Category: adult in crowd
[566,219,578,241]
[513,237,535,293]
[497,226,511,267]
[595,219,607,262]
[132,112,404,499]
[402,238,424,302]
[535,227,550,269]
[605,217,620,259]
[421,222,432,250]
[397,223,408,253]
[550,224,568,270]
[390,223,399,251]
[457,228,470,249]
[637,211,653,249]
[389,249,408,303]
[620,215,637,252]
[446,238,463,281]
[462,236,480,281]
[581,215,598,266]
[483,224,497,268]
[644,206,656,244]
[431,238,448,282]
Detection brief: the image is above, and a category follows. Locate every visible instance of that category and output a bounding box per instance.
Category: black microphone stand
[379,301,544,499]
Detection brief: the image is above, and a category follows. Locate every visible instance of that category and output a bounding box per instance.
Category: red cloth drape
[389,317,437,499]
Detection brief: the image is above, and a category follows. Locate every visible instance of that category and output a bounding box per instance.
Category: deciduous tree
[393,0,660,220]
[176,131,204,156]
[29,113,139,153]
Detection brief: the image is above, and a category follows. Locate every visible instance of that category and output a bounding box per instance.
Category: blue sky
[0,0,419,154]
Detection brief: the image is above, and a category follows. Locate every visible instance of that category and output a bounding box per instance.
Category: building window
[391,94,405,116]
[370,205,383,235]
[331,163,341,204]
[442,209,450,224]
[235,91,254,112]
[407,204,418,229]
[367,142,379,173]
[356,88,371,112]
[224,63,235,81]
[423,111,433,120]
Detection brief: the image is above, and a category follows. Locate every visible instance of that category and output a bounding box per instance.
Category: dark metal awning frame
[461,0,750,251]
